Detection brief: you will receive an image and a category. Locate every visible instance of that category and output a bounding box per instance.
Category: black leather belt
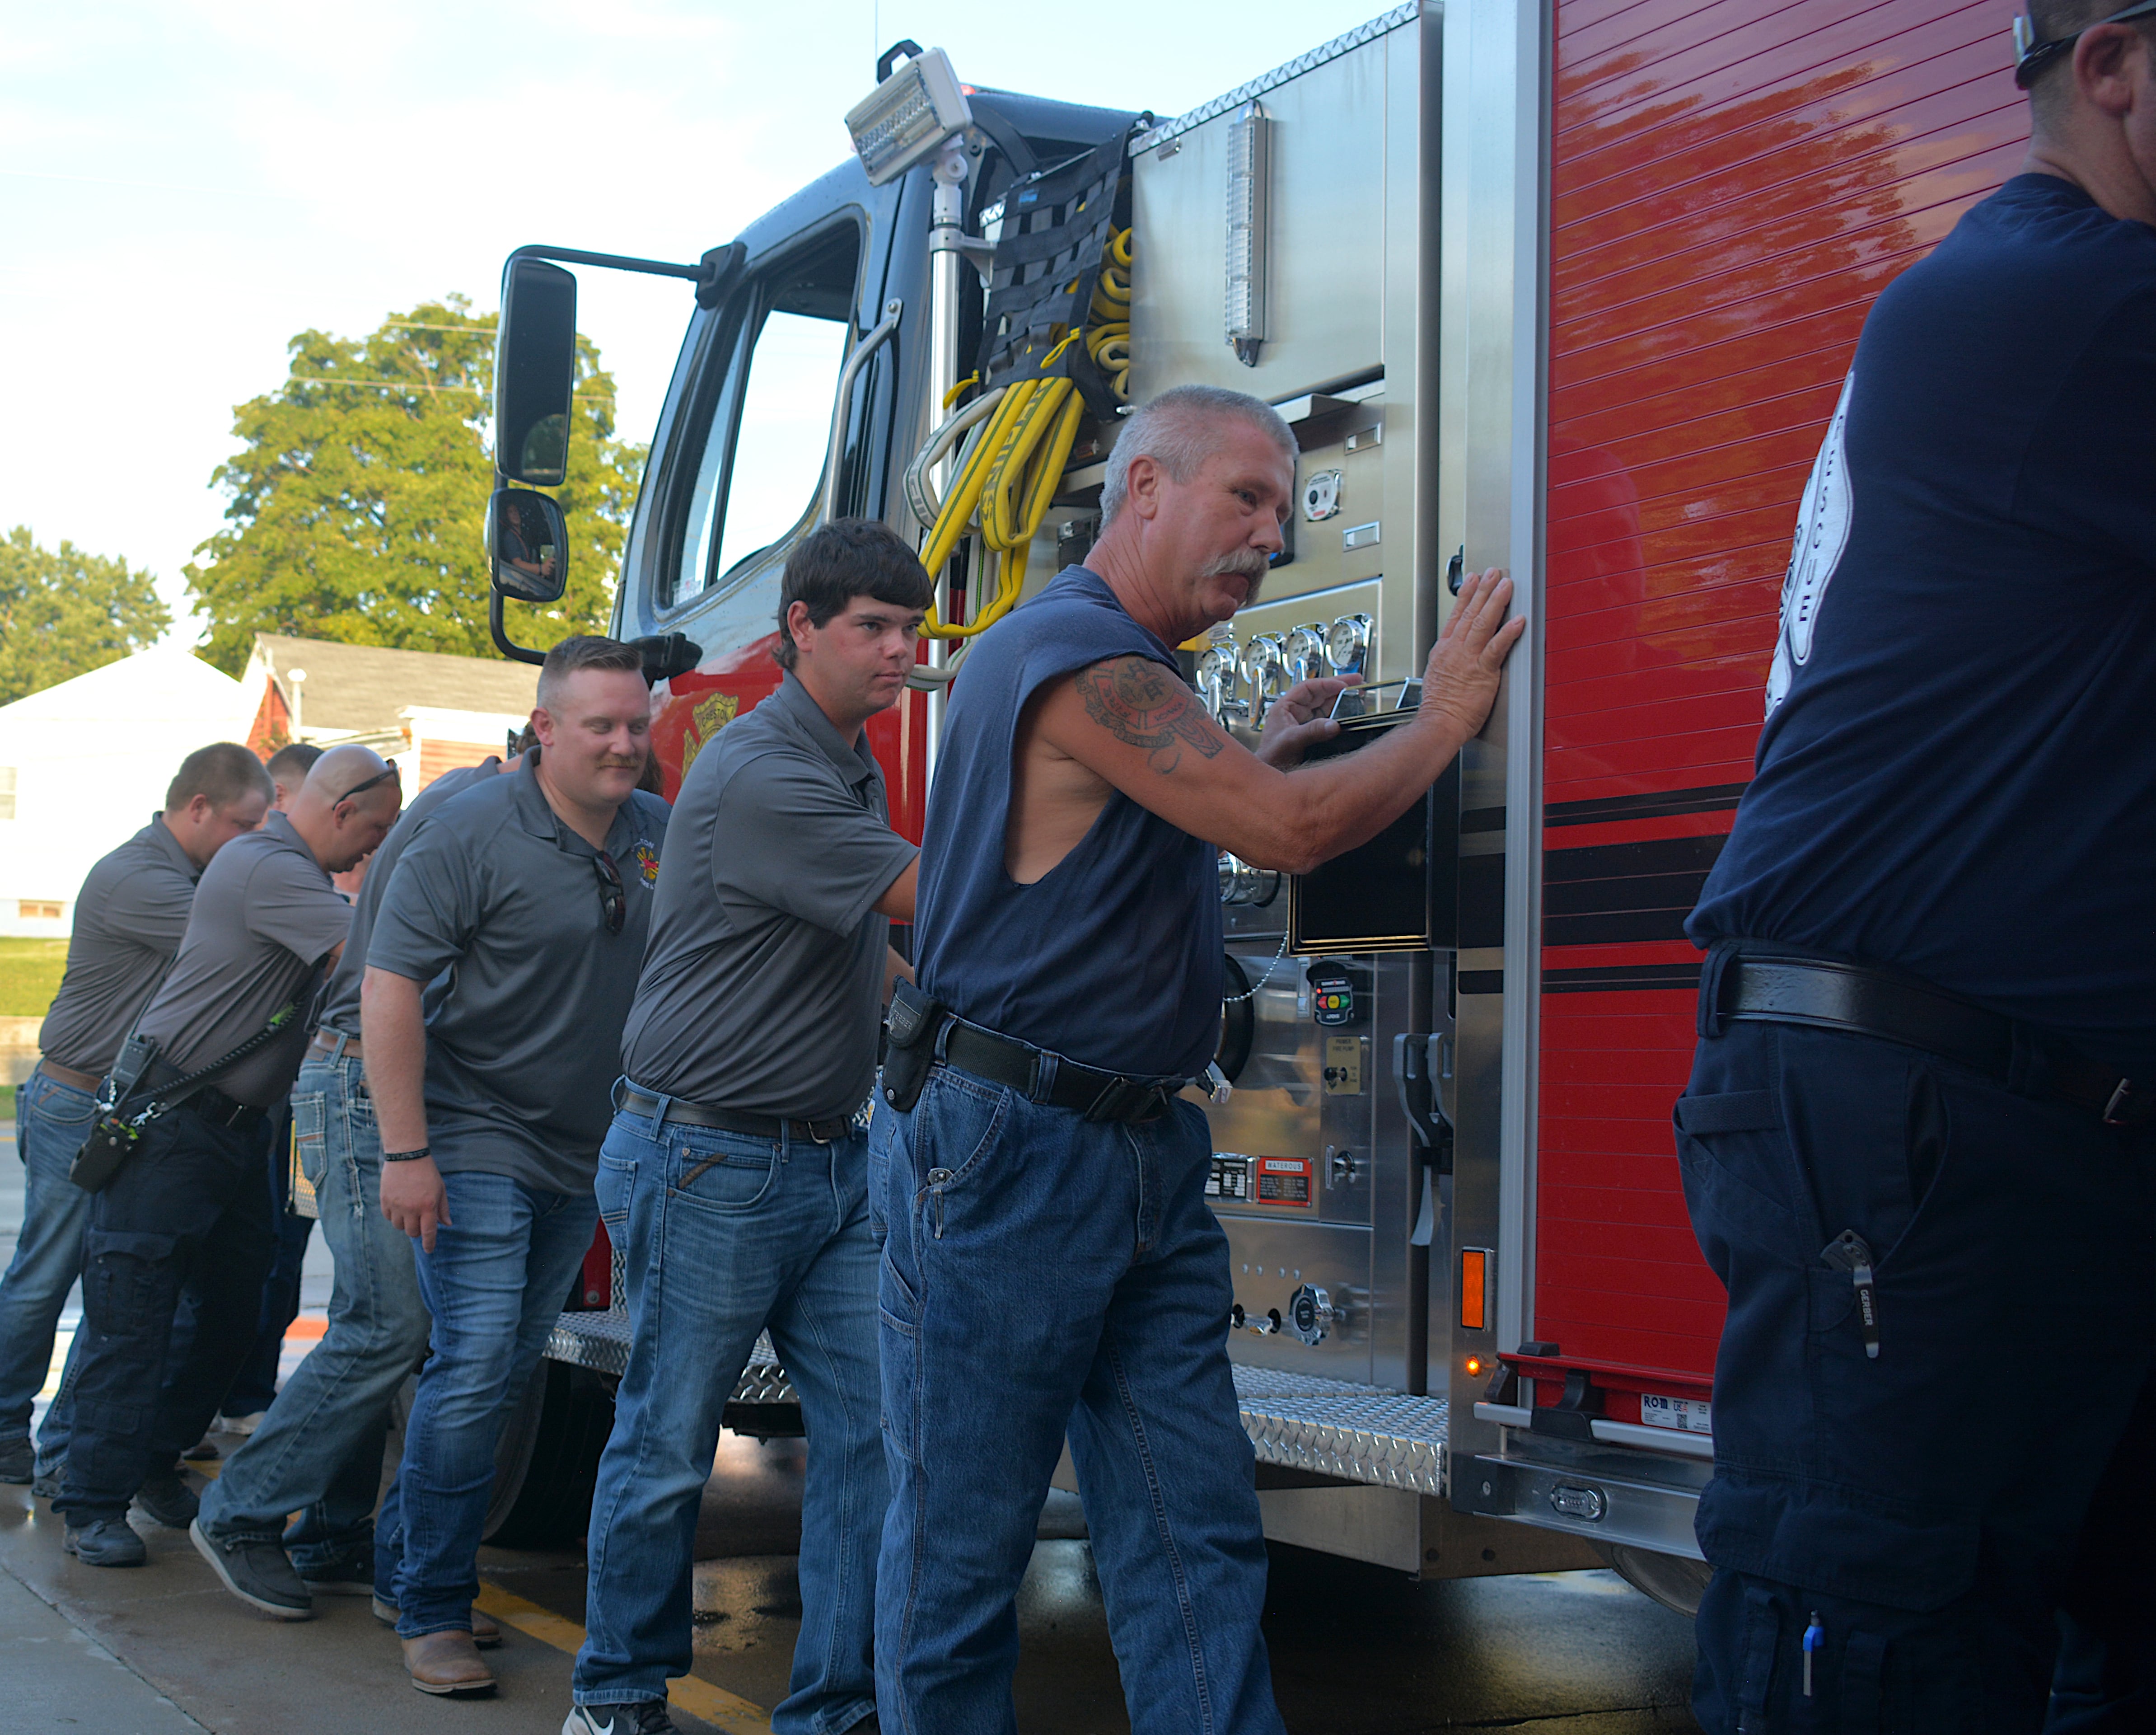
[182,1086,269,1131]
[617,1085,852,1145]
[1712,951,2151,1129]
[938,1019,1185,1125]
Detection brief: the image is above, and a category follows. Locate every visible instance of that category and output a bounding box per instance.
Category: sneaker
[30,1463,63,1501]
[564,1702,679,1735]
[65,1517,146,1568]
[0,1434,31,1483]
[132,1465,199,1529]
[374,1595,502,1648]
[217,1410,267,1436]
[190,1519,313,1620]
[295,1548,374,1595]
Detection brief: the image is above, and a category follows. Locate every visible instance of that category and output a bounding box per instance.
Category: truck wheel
[1602,1543,1712,1618]
[481,1361,617,1549]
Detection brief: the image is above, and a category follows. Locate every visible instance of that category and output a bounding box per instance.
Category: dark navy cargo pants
[1676,1016,2156,1733]
[54,1106,277,1522]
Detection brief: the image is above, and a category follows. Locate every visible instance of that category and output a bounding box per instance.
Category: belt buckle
[2104,1077,2137,1127]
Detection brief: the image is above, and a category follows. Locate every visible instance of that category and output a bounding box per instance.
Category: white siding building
[0,648,257,938]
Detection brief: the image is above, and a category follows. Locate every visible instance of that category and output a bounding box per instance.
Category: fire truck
[472,0,2034,1612]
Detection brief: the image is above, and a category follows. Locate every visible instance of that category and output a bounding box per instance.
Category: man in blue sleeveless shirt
[878,383,1523,1734]
[1679,10,2156,1731]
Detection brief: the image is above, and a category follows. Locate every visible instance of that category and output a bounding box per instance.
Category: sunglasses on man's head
[593,851,627,936]
[335,766,400,807]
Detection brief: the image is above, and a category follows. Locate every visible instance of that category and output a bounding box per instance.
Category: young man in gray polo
[0,743,271,1490]
[364,636,667,1697]
[567,520,928,1735]
[53,746,400,1567]
[192,745,523,1623]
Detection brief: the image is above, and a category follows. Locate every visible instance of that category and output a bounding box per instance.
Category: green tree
[185,295,645,673]
[0,526,171,706]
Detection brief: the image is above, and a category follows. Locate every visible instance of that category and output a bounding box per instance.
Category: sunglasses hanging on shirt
[593,851,627,935]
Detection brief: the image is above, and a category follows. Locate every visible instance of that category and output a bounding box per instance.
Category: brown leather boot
[401,1628,497,1695]
[374,1597,503,1648]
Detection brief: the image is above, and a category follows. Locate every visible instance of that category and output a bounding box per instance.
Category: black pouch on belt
[71,1032,161,1194]
[881,980,950,1114]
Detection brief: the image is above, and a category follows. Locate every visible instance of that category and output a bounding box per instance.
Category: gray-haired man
[879,385,1521,1732]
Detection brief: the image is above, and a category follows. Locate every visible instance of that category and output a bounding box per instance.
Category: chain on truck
[463,1,2034,1614]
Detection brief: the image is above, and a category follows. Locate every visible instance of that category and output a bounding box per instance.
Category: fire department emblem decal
[631,841,660,886]
[678,692,740,772]
[1767,370,1856,716]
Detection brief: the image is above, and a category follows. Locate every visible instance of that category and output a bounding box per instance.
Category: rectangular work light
[845,47,972,187]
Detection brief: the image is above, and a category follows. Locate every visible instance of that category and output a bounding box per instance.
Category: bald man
[54,747,400,1568]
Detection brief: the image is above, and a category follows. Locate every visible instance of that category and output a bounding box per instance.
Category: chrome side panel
[1130,35,1391,403]
[1438,0,1548,1451]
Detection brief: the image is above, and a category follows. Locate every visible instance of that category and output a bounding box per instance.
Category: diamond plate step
[545,1310,792,1403]
[548,1312,1449,1492]
[1232,1366,1450,1496]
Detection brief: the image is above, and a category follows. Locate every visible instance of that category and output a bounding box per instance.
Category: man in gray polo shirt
[0,743,271,1487]
[363,635,666,1697]
[569,520,927,1735]
[53,745,399,1568]
[192,747,521,1622]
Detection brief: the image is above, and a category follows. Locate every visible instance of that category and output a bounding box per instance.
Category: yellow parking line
[474,1581,774,1735]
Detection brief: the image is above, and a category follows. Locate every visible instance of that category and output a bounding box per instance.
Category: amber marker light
[1464,1355,1484,1377]
[1459,1248,1489,1331]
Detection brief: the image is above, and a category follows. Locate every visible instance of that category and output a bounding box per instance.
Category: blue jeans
[875,1065,1284,1735]
[384,1168,595,1635]
[1678,1014,2156,1733]
[200,1051,430,1560]
[0,1069,98,1440]
[56,1103,277,1521]
[574,1099,884,1735]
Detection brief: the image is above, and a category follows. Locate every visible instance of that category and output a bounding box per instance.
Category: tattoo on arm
[1075,656,1227,775]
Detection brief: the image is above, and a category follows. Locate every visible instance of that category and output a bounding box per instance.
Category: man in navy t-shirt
[1679,10,2156,1730]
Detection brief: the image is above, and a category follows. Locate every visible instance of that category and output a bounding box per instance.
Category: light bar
[845,47,972,187]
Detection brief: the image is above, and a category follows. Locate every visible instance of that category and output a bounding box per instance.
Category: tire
[482,1360,616,1549]
[1601,1543,1712,1618]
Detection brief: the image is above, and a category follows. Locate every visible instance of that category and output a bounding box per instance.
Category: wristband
[382,1147,432,1163]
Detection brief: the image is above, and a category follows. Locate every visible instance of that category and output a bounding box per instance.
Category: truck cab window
[673,227,861,606]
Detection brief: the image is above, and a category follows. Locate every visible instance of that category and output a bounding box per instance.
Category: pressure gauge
[1283,624,1328,685]
[1196,624,1244,726]
[1326,613,1371,676]
[1239,634,1287,725]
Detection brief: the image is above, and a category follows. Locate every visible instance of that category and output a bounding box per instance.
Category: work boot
[0,1433,31,1483]
[374,1594,502,1647]
[64,1516,146,1568]
[402,1629,496,1696]
[564,1702,680,1735]
[132,1465,199,1529]
[295,1546,374,1596]
[191,1519,313,1619]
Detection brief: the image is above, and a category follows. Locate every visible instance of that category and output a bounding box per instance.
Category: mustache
[1199,549,1271,579]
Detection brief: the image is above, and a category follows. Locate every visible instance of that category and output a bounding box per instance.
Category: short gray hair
[1099,384,1297,527]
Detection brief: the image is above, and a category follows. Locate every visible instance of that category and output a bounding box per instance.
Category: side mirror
[496,256,577,486]
[630,633,702,685]
[489,487,568,604]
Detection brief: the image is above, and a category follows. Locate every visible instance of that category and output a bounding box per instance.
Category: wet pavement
[0,1124,1705,1733]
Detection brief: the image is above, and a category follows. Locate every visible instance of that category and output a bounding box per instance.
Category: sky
[0,0,1395,646]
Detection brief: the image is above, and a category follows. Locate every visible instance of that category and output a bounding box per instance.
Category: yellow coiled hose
[916,227,1133,642]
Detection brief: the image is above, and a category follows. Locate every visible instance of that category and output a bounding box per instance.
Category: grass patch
[0,1085,11,1121]
[0,938,69,1020]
